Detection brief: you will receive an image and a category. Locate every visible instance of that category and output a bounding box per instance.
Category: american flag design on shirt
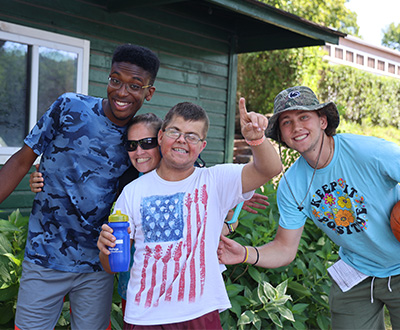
[135,185,209,307]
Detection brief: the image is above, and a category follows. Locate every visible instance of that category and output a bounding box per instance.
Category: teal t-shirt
[278,133,400,277]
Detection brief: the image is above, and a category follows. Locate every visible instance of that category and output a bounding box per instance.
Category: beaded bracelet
[245,135,265,146]
[242,246,249,263]
[252,246,260,266]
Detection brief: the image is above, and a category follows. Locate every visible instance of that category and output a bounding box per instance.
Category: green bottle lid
[108,209,129,222]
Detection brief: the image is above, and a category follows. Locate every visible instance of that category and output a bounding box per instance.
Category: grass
[385,306,392,330]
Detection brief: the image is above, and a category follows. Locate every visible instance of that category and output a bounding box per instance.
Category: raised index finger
[239,97,249,123]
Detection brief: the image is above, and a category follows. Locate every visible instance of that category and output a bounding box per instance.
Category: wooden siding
[0,0,236,163]
[0,0,237,216]
[0,165,37,218]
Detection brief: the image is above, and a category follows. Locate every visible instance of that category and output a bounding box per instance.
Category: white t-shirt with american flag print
[114,164,253,325]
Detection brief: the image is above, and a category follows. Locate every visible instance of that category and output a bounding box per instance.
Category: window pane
[335,48,343,59]
[38,46,77,119]
[368,57,375,68]
[356,54,364,65]
[0,41,28,147]
[346,51,353,62]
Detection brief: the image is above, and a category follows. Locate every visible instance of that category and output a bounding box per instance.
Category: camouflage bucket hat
[266,86,340,142]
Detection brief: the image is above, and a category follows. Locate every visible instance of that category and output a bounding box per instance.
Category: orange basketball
[390,201,400,242]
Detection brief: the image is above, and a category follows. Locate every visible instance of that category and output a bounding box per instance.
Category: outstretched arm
[0,145,38,204]
[239,98,282,193]
[218,225,304,268]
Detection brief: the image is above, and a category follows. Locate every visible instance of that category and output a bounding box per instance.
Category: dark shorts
[123,310,222,330]
[330,274,400,329]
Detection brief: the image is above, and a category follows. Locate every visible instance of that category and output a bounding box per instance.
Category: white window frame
[0,20,90,163]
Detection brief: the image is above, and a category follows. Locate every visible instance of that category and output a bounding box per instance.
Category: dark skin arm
[0,145,38,203]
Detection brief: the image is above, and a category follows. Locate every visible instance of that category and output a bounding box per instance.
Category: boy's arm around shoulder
[238,98,281,193]
[0,144,38,204]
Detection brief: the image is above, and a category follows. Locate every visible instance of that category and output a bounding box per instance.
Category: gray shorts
[15,260,114,330]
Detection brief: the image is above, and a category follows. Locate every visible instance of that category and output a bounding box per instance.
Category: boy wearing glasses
[0,44,160,330]
[98,100,281,329]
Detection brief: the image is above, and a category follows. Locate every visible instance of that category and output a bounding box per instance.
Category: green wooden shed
[0,0,344,216]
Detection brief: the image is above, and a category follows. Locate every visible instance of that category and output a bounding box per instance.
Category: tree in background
[382,22,400,51]
[237,0,359,115]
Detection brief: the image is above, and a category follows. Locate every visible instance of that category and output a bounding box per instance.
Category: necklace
[279,134,326,212]
[319,136,333,169]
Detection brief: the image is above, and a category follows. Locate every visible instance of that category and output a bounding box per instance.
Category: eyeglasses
[125,137,158,152]
[108,77,152,93]
[164,128,204,145]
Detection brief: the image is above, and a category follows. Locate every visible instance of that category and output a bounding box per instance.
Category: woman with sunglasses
[29,112,270,315]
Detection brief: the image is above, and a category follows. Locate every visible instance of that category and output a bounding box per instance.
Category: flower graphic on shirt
[312,208,321,218]
[355,195,365,206]
[323,193,336,206]
[334,209,354,227]
[338,196,352,209]
[312,179,368,236]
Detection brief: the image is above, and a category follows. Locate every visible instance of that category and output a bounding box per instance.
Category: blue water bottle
[108,209,130,272]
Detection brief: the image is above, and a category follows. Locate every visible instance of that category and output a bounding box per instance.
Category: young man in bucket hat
[218,86,400,329]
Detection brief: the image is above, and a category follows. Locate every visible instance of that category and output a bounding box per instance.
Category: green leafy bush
[319,65,400,128]
[1,193,338,330]
[220,182,339,330]
[0,210,28,328]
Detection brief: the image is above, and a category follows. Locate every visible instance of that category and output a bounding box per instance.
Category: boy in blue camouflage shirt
[0,43,159,330]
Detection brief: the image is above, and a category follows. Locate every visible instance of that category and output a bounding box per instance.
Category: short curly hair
[112,44,160,85]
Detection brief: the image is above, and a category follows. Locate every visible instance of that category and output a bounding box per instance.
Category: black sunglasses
[125,137,158,152]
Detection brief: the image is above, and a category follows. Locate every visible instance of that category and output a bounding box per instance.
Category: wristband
[224,222,234,234]
[226,201,244,224]
[242,246,249,264]
[252,246,259,266]
[245,135,265,146]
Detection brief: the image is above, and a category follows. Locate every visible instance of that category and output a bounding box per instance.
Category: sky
[345,0,400,46]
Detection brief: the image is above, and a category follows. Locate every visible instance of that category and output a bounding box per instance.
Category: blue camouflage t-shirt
[24,93,130,273]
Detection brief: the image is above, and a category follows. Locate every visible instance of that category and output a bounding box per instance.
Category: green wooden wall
[0,0,238,217]
[0,167,37,218]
